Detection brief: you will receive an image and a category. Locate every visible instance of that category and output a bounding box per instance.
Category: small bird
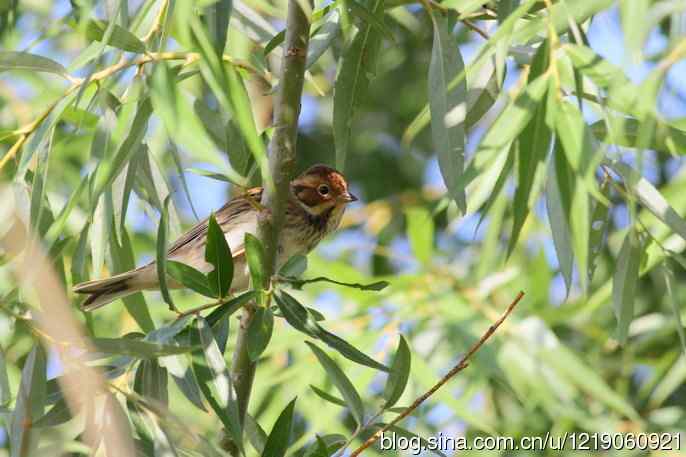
[73,164,357,311]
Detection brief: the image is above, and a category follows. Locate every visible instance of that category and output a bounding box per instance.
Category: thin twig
[349,291,525,457]
[274,275,389,291]
[463,18,490,40]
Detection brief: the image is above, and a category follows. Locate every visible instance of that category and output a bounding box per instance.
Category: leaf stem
[349,291,525,457]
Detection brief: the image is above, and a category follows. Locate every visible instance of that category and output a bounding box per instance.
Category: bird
[73,164,357,311]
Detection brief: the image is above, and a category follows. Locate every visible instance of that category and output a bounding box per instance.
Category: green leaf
[306,10,340,68]
[0,348,10,406]
[610,161,686,243]
[261,398,297,457]
[613,229,643,345]
[193,317,243,453]
[186,167,235,183]
[554,101,599,180]
[348,0,394,43]
[278,255,308,278]
[428,14,467,212]
[34,398,73,428]
[383,335,411,408]
[245,414,268,455]
[546,148,575,295]
[590,116,686,155]
[264,30,285,56]
[206,291,257,327]
[205,213,234,298]
[663,262,686,357]
[306,342,365,425]
[275,292,389,371]
[167,261,216,298]
[405,207,434,265]
[588,180,611,284]
[0,51,67,77]
[309,385,346,407]
[247,307,274,361]
[333,0,384,169]
[157,195,175,309]
[134,359,169,406]
[205,0,233,55]
[9,345,46,457]
[245,233,265,289]
[92,338,196,358]
[84,19,146,53]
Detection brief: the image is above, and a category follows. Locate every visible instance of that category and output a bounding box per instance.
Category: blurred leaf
[247,307,274,361]
[590,116,686,155]
[84,19,146,53]
[193,317,243,453]
[0,51,67,76]
[205,0,232,55]
[610,161,686,243]
[405,207,434,264]
[9,345,46,457]
[186,167,234,183]
[588,180,611,284]
[246,414,268,455]
[205,213,234,298]
[92,338,196,358]
[383,335,411,409]
[278,254,308,277]
[306,342,365,425]
[0,348,9,406]
[157,195,175,309]
[245,233,265,289]
[34,398,73,428]
[134,359,169,406]
[428,14,467,212]
[309,385,346,407]
[306,10,340,68]
[261,398,296,457]
[333,0,383,169]
[663,262,686,357]
[546,148,575,295]
[613,229,643,345]
[348,0,394,42]
[167,261,216,298]
[264,30,285,56]
[302,434,346,457]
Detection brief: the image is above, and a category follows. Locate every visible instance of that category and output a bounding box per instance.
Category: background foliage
[0,0,686,455]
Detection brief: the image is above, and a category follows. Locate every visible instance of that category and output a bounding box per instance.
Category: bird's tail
[73,270,143,311]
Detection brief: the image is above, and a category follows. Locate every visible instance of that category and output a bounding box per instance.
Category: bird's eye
[318,184,330,196]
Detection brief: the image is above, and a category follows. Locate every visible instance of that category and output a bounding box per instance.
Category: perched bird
[73,164,357,311]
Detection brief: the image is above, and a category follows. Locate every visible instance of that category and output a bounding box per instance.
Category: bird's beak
[341,192,358,203]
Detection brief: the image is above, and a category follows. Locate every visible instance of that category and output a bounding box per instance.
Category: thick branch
[230,0,311,436]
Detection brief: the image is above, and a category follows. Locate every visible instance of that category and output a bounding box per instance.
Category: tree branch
[229,0,311,441]
[349,291,525,456]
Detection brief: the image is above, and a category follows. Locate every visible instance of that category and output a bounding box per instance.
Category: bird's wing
[166,187,263,259]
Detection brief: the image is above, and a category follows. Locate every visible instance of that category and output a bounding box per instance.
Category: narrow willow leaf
[264,30,285,56]
[205,213,234,298]
[663,262,686,357]
[205,0,232,55]
[428,14,467,212]
[590,116,686,155]
[9,346,46,457]
[261,398,297,457]
[315,326,390,372]
[246,414,268,455]
[193,318,243,454]
[206,291,257,327]
[509,42,551,254]
[84,19,146,53]
[588,180,611,284]
[309,385,346,407]
[619,0,649,61]
[405,207,434,265]
[274,292,317,337]
[167,261,216,298]
[306,342,365,425]
[247,307,274,361]
[333,0,384,169]
[306,10,340,68]
[613,229,643,345]
[92,338,195,358]
[134,359,169,406]
[383,335,411,408]
[554,101,599,179]
[157,195,175,309]
[610,161,686,243]
[348,0,394,42]
[245,233,265,289]
[0,51,67,76]
[278,255,308,278]
[546,147,575,295]
[0,348,10,406]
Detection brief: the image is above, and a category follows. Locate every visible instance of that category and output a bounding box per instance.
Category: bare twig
[349,291,525,457]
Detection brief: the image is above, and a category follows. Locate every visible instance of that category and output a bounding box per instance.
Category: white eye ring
[318,184,330,195]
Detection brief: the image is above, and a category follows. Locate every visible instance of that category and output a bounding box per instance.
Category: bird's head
[290,164,357,216]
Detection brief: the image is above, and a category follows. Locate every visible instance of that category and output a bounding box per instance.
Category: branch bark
[229,0,311,443]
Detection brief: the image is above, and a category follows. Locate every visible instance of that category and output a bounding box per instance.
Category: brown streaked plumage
[73,164,357,311]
